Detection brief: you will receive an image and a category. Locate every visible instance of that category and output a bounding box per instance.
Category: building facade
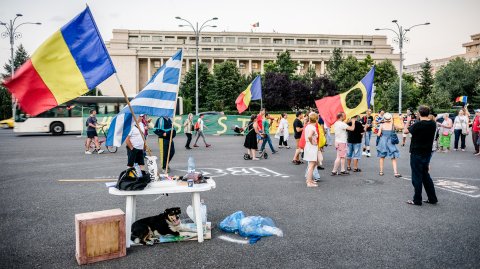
[405,33,480,80]
[99,29,399,96]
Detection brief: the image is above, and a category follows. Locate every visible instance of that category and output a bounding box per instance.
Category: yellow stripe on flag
[339,81,368,119]
[243,84,252,107]
[31,31,89,105]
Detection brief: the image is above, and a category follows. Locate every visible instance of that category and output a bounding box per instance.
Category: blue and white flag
[106,49,183,147]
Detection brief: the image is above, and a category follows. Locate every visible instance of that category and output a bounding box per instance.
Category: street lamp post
[1,14,41,117]
[375,20,429,114]
[175,16,218,115]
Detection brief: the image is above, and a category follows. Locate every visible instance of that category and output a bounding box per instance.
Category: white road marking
[402,176,480,198]
[218,235,249,244]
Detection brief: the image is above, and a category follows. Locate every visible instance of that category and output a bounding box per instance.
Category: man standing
[404,105,438,206]
[472,109,480,155]
[193,114,211,147]
[260,112,277,154]
[361,109,374,157]
[85,109,104,154]
[332,113,355,175]
[125,120,145,171]
[347,115,365,172]
[154,116,176,173]
[292,111,304,165]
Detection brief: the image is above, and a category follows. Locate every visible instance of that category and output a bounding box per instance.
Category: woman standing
[183,113,194,150]
[304,112,319,188]
[244,114,260,160]
[453,109,469,151]
[438,113,453,152]
[276,113,290,149]
[377,113,402,177]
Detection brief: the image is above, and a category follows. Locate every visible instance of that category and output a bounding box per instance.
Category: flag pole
[164,49,184,175]
[114,73,152,157]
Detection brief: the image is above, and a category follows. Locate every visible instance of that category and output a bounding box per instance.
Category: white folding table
[108,179,216,248]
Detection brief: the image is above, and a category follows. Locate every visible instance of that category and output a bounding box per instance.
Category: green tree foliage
[373,59,398,111]
[1,44,30,119]
[326,48,343,77]
[418,58,434,103]
[263,51,297,78]
[381,77,418,112]
[208,61,244,111]
[179,63,212,113]
[263,72,291,111]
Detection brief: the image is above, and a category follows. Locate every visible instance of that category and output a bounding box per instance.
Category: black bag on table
[116,168,151,191]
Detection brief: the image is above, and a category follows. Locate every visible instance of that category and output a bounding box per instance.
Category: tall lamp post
[375,20,429,114]
[1,14,41,117]
[175,16,218,115]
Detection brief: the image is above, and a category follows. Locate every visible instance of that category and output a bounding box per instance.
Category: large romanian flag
[235,75,262,114]
[315,66,375,126]
[3,7,115,116]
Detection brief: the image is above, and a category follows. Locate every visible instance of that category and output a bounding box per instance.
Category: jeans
[364,131,372,147]
[453,129,466,149]
[185,133,192,148]
[325,127,332,145]
[195,130,208,145]
[260,134,275,152]
[410,153,438,205]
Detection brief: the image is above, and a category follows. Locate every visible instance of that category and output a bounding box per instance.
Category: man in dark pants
[404,105,438,206]
[154,116,176,173]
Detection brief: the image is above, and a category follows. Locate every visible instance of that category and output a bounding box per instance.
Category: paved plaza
[0,129,479,268]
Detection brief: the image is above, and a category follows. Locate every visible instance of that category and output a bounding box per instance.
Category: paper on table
[105,182,117,188]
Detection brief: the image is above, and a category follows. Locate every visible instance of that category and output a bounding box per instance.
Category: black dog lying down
[131,207,182,245]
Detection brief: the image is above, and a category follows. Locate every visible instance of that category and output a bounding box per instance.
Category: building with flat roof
[99,29,399,96]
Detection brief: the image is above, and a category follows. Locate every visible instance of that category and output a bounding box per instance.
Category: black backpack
[116,168,151,191]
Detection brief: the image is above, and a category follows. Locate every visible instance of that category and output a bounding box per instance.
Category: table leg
[125,195,135,248]
[192,192,204,243]
[132,196,137,222]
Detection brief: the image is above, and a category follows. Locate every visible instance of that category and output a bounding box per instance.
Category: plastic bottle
[187,156,195,173]
[134,163,142,177]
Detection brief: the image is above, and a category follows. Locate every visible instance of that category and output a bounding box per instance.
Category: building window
[273,39,283,44]
[319,39,328,45]
[152,47,162,50]
[202,48,211,51]
[344,51,352,54]
[129,36,139,42]
[238,37,247,43]
[321,50,330,54]
[353,40,361,46]
[189,37,197,41]
[252,63,259,69]
[152,36,162,42]
[285,39,294,44]
[239,63,246,69]
[365,51,374,54]
[261,38,271,44]
[140,47,150,49]
[297,39,306,44]
[226,48,236,51]
[238,47,247,51]
[214,48,224,51]
[164,47,174,50]
[262,48,272,52]
[250,38,259,44]
[214,37,223,43]
[355,51,363,54]
[363,41,372,46]
[331,40,340,45]
[298,50,307,52]
[226,37,235,43]
[250,48,260,51]
[309,50,318,53]
[141,36,151,41]
[274,48,284,52]
[165,36,175,42]
[342,40,351,46]
[202,37,211,42]
[308,39,317,45]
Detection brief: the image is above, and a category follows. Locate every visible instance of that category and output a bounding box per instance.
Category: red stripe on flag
[235,92,248,114]
[315,95,344,126]
[3,59,58,116]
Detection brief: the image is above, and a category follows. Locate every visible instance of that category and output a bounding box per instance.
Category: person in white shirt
[332,112,355,176]
[125,121,145,170]
[194,114,211,147]
[453,109,469,151]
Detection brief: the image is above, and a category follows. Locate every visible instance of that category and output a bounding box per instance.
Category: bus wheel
[50,122,64,135]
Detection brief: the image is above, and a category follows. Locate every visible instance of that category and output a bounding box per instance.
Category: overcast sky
[1,0,478,68]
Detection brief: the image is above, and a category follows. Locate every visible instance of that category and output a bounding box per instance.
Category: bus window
[105,104,116,114]
[56,107,69,117]
[69,105,83,117]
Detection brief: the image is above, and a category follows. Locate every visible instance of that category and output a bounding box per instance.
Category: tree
[372,59,398,111]
[179,63,213,113]
[326,48,343,77]
[263,72,291,111]
[263,51,297,78]
[418,58,434,103]
[208,61,243,111]
[434,57,477,103]
[289,79,311,110]
[1,44,30,119]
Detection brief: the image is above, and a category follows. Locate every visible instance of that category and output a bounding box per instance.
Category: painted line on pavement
[402,176,480,198]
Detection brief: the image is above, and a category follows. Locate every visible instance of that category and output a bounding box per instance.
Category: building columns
[147,58,151,78]
[160,58,164,66]
[320,60,325,75]
[248,59,252,74]
[261,59,264,73]
[186,58,190,72]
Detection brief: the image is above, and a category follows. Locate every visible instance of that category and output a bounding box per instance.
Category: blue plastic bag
[219,211,245,233]
[239,216,283,238]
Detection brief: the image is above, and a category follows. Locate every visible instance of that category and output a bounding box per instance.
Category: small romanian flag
[235,75,262,114]
[455,96,467,103]
[3,7,115,116]
[252,22,259,28]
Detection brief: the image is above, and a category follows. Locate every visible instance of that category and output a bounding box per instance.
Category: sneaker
[97,149,104,154]
[85,150,92,155]
[362,151,367,156]
[272,150,278,154]
[367,152,371,157]
[193,144,199,147]
[317,166,325,170]
[461,149,465,152]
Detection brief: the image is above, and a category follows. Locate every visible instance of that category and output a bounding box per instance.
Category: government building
[99,29,399,96]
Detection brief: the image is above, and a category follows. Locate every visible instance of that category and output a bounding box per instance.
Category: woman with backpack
[244,114,260,160]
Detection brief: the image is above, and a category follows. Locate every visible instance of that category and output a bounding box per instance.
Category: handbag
[116,168,151,191]
[390,125,399,145]
[442,130,449,136]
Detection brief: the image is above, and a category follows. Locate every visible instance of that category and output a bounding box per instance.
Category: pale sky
[0,0,478,69]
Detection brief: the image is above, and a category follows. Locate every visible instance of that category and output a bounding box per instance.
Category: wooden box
[75,209,126,265]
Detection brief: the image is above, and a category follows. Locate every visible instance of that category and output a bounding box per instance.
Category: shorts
[335,142,347,158]
[347,143,362,159]
[86,130,98,139]
[127,147,145,167]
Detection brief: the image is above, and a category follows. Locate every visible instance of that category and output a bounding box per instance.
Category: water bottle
[134,163,142,177]
[187,156,195,173]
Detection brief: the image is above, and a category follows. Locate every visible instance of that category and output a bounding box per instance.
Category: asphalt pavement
[0,129,479,269]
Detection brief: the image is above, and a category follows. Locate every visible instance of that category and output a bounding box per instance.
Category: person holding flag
[154,116,176,173]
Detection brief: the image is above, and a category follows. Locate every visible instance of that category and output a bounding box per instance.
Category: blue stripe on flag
[138,89,177,101]
[105,116,116,146]
[130,106,175,118]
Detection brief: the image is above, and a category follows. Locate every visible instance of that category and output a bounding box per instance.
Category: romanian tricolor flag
[315,66,375,126]
[455,96,467,103]
[3,7,115,116]
[252,22,260,28]
[235,75,262,114]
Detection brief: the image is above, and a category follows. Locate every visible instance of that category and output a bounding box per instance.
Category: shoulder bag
[390,124,399,145]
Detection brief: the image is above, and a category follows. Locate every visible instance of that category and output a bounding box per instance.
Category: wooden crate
[75,209,126,265]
